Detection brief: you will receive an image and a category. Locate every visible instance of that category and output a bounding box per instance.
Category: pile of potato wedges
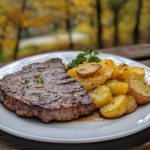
[67,59,150,119]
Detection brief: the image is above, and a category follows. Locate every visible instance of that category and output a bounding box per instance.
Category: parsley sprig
[66,49,101,71]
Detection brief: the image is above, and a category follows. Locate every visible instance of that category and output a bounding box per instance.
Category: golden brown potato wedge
[118,64,145,83]
[125,95,137,115]
[119,63,129,70]
[100,59,120,79]
[67,67,78,78]
[76,64,102,78]
[100,95,128,118]
[128,80,150,105]
[74,64,113,91]
[89,85,113,108]
[105,79,128,96]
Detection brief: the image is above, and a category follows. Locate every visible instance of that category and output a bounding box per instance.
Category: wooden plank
[0,44,150,149]
[0,63,7,68]
[0,131,6,137]
[139,60,150,68]
[1,60,150,69]
[97,44,150,60]
[0,59,149,70]
[0,44,149,70]
[1,60,150,68]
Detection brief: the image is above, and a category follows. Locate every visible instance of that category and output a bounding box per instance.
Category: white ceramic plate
[0,52,150,143]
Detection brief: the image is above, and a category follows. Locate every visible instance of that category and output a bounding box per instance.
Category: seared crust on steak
[0,58,95,122]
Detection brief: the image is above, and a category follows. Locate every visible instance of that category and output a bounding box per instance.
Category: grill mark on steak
[0,58,95,122]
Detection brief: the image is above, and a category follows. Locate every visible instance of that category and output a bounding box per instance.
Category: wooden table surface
[0,44,150,150]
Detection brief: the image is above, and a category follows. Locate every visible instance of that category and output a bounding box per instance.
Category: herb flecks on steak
[0,58,95,122]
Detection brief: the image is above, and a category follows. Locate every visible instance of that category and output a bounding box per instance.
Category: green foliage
[40,78,45,84]
[0,0,149,63]
[108,0,128,10]
[66,49,101,71]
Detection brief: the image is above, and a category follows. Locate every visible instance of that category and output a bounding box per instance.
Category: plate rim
[0,51,150,143]
[0,119,150,143]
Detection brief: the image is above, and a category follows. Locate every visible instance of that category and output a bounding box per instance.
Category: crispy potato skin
[119,63,129,70]
[72,63,113,91]
[76,64,102,78]
[128,80,150,105]
[67,60,150,119]
[125,95,137,115]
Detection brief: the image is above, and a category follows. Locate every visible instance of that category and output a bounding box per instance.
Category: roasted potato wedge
[118,64,145,83]
[89,85,113,108]
[100,95,128,118]
[128,80,150,105]
[67,67,78,78]
[76,64,102,77]
[125,95,137,115]
[71,63,113,91]
[100,59,120,79]
[130,66,145,77]
[105,79,128,96]
[119,63,129,70]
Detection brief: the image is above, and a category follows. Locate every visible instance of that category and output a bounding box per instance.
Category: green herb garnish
[26,85,29,88]
[66,49,100,71]
[69,93,74,95]
[40,78,44,84]
[34,79,39,83]
[52,74,57,77]
[20,86,25,91]
[55,95,59,98]
[22,93,25,96]
[38,95,41,101]
[29,65,32,69]
[33,92,41,100]
[24,80,29,84]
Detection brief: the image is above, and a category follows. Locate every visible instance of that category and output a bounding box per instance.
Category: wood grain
[0,59,150,69]
[139,60,150,67]
[98,44,150,60]
[0,127,150,150]
[0,63,7,68]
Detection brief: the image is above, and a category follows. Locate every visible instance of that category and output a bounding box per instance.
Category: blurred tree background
[0,0,149,63]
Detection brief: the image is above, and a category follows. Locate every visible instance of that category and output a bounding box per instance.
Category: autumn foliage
[0,0,149,62]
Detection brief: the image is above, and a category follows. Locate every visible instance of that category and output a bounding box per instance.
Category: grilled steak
[0,58,95,122]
